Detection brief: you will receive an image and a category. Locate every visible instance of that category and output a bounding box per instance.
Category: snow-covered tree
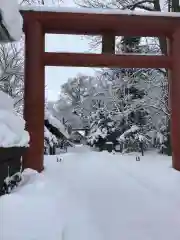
[87,108,116,150]
[152,115,171,155]
[0,43,24,113]
[117,125,151,155]
[94,36,152,153]
[74,0,176,155]
[56,74,99,128]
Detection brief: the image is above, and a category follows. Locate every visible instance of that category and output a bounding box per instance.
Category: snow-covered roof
[45,110,70,139]
[0,0,23,41]
[20,5,180,18]
[0,91,29,147]
[78,130,85,137]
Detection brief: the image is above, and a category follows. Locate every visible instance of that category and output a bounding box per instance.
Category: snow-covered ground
[1,146,180,240]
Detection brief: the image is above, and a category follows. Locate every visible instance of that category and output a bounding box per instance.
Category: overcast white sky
[45,0,99,101]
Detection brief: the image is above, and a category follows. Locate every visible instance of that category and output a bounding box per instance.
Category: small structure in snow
[71,131,86,144]
[105,141,114,153]
[114,144,121,152]
[136,156,141,161]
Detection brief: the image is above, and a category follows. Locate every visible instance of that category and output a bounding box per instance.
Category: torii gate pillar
[23,20,45,172]
[171,28,180,171]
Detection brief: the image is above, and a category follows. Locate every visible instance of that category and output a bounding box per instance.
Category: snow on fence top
[0,91,29,147]
[0,0,23,41]
[45,111,70,139]
[20,5,180,18]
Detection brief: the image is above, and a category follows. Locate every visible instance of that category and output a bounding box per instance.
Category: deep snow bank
[0,91,29,147]
[0,0,23,41]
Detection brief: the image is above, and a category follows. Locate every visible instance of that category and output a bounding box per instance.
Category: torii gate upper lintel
[20,7,180,172]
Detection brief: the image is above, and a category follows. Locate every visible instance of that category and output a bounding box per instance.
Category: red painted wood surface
[44,52,172,69]
[21,10,180,37]
[171,28,180,171]
[23,20,45,172]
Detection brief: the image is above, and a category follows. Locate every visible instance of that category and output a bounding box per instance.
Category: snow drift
[0,91,29,147]
[0,0,23,41]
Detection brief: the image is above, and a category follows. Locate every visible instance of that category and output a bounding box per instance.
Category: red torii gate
[20,7,180,172]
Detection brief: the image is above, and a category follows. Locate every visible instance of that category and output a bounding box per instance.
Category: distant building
[71,131,86,144]
[44,111,71,155]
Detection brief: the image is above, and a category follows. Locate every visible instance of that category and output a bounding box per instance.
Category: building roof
[45,110,70,139]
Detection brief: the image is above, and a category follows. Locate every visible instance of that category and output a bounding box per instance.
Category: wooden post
[171,28,180,171]
[167,37,172,110]
[23,20,45,172]
[102,33,115,54]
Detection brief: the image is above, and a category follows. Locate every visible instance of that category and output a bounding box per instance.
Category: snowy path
[1,146,180,240]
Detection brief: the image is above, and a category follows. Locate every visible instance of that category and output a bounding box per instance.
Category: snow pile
[19,168,39,187]
[1,146,180,240]
[0,91,29,147]
[45,110,70,139]
[0,0,23,41]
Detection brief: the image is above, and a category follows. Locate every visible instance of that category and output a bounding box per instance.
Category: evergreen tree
[87,108,116,151]
[121,36,141,53]
[114,36,151,153]
[155,116,172,155]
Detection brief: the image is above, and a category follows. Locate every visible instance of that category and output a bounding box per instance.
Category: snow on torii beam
[20,6,180,172]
